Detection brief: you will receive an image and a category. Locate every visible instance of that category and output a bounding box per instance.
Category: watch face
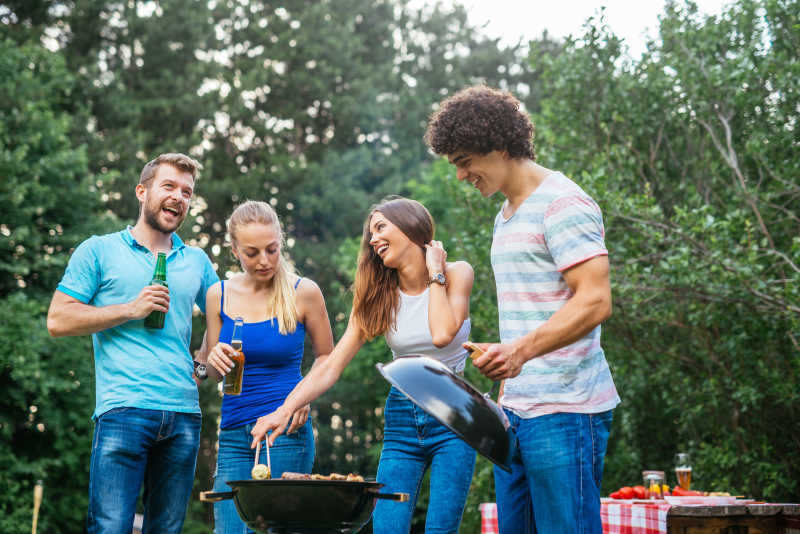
[434,273,446,285]
[194,361,208,379]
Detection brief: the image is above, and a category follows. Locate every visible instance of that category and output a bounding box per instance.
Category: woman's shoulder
[445,260,474,279]
[206,279,223,298]
[294,276,326,324]
[206,274,248,302]
[294,276,324,300]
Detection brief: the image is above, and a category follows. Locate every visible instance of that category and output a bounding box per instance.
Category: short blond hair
[139,153,201,188]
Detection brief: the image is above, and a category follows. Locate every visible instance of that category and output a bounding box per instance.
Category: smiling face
[368,211,416,269]
[448,150,512,198]
[137,163,194,234]
[231,222,282,282]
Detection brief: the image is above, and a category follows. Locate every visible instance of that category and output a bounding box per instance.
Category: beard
[143,197,186,234]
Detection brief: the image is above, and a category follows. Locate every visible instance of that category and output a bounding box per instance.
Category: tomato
[610,491,622,499]
[633,485,646,499]
[672,487,703,496]
[619,486,635,499]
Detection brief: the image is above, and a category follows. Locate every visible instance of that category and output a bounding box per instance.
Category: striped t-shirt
[491,172,620,418]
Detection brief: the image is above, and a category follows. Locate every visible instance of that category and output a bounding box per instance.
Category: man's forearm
[194,331,210,364]
[514,292,611,363]
[47,300,133,337]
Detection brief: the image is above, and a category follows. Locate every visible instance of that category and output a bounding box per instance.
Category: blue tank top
[218,280,307,429]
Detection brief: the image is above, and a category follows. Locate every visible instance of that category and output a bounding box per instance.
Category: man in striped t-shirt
[425,85,619,534]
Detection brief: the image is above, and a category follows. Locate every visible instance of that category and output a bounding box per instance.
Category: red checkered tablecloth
[480,500,672,534]
[479,503,499,534]
[602,500,671,534]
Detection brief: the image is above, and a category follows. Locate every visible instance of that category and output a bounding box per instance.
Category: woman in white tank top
[252,196,476,533]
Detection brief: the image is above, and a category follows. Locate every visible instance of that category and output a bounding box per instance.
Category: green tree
[0,37,115,534]
[195,0,543,290]
[8,0,221,229]
[530,0,799,501]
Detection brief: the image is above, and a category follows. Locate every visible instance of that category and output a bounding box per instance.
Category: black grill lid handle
[369,491,410,502]
[199,490,237,502]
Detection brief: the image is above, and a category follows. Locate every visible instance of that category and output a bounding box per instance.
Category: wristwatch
[193,360,208,381]
[429,272,446,286]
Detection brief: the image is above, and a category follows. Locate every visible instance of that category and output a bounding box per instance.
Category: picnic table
[480,500,800,533]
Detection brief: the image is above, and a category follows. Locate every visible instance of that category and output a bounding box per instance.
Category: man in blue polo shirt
[47,153,219,534]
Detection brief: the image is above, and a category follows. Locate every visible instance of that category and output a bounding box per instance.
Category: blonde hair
[139,153,201,187]
[352,197,434,340]
[227,200,298,335]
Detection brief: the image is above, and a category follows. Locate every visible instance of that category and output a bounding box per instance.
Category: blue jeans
[213,418,315,534]
[87,407,201,534]
[494,409,613,534]
[373,387,476,534]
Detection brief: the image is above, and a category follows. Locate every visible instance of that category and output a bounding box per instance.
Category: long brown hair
[227,200,298,335]
[352,197,434,340]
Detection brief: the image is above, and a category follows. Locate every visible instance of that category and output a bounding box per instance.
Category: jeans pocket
[99,406,133,419]
[282,419,312,448]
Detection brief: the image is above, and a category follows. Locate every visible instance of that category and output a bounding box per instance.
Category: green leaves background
[1,1,797,532]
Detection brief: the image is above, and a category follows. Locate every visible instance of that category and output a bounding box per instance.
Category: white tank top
[385,287,471,373]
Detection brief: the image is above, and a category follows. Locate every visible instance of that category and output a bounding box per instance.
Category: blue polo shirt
[57,227,219,419]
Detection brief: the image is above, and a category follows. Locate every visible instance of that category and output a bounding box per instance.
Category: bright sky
[456,0,730,56]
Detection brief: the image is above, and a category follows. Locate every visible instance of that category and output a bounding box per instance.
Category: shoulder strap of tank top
[294,277,301,289]
[220,280,226,315]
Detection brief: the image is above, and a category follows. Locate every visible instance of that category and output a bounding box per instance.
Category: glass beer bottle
[224,317,245,395]
[144,252,168,329]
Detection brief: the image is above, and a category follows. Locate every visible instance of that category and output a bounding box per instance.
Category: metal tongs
[251,437,272,480]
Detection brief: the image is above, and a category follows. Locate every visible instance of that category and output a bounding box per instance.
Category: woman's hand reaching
[250,406,293,448]
[286,404,311,434]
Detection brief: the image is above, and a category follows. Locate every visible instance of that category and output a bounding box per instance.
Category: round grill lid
[376,356,515,472]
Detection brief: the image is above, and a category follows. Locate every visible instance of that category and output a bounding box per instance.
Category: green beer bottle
[144,252,168,329]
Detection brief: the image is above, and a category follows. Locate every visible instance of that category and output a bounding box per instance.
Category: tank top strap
[294,277,301,289]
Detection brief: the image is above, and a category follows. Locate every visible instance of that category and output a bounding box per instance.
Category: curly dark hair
[424,85,535,160]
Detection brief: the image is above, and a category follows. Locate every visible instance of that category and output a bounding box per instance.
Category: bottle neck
[152,254,167,281]
[231,318,244,343]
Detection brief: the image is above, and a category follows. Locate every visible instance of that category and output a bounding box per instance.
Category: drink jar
[643,471,665,499]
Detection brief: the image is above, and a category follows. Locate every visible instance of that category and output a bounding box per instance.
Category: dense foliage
[526,0,799,501]
[1,0,797,532]
[0,36,115,532]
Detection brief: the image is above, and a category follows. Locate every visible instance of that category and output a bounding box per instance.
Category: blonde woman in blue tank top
[203,200,334,534]
[251,196,477,534]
